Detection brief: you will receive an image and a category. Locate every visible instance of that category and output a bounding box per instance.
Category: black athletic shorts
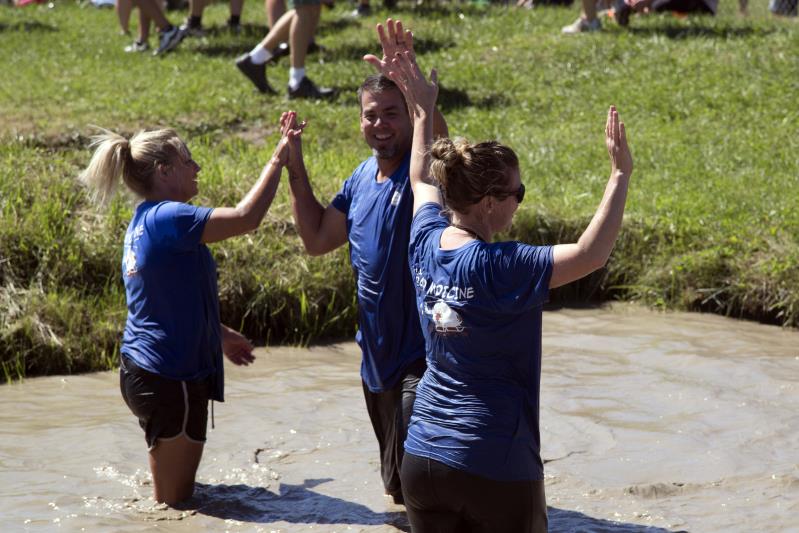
[119,355,211,450]
[362,357,426,504]
[400,453,548,533]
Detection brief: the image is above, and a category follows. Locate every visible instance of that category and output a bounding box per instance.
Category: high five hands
[274,110,307,167]
[363,18,416,76]
[384,50,439,119]
[605,106,633,178]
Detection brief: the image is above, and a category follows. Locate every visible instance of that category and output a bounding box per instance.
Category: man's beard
[372,145,398,160]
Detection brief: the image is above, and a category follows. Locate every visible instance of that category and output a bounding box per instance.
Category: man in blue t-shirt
[282,20,447,504]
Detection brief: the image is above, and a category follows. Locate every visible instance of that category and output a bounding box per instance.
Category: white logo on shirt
[427,300,465,335]
[124,248,138,277]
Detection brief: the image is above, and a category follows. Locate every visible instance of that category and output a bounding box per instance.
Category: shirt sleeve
[330,170,356,215]
[485,242,554,312]
[148,201,213,251]
[409,202,447,265]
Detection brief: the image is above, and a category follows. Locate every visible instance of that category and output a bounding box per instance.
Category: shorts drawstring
[211,399,215,429]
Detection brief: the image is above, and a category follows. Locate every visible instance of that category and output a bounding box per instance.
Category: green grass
[1,1,798,381]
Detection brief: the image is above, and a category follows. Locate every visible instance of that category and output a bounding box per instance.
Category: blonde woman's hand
[221,327,255,366]
[273,110,306,167]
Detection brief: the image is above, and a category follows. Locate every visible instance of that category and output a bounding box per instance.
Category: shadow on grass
[321,36,453,63]
[317,15,361,37]
[626,22,773,39]
[0,21,58,33]
[181,479,410,531]
[200,23,269,39]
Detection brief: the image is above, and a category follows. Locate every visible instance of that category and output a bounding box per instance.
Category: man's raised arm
[364,18,448,139]
[282,111,348,257]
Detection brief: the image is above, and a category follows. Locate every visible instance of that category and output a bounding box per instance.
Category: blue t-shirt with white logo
[405,202,554,481]
[331,155,426,393]
[120,200,224,401]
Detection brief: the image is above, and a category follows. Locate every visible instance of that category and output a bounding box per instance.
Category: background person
[562,0,601,33]
[235,0,332,99]
[279,18,447,505]
[129,0,186,55]
[180,0,245,36]
[77,114,303,505]
[384,49,633,531]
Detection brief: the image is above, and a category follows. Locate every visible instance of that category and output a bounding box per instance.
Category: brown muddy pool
[1,305,797,532]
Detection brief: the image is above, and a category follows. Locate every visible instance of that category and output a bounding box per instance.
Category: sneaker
[561,16,602,34]
[350,3,371,17]
[124,40,150,53]
[270,42,290,63]
[614,0,632,25]
[288,76,335,100]
[235,53,277,94]
[179,20,206,38]
[227,19,242,35]
[153,25,185,56]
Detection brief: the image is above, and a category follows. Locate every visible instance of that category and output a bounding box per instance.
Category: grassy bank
[1,1,797,381]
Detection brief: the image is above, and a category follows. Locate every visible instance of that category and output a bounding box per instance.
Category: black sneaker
[614,0,632,26]
[153,25,185,56]
[179,20,206,38]
[288,76,335,100]
[235,54,277,94]
[227,19,242,35]
[270,42,290,63]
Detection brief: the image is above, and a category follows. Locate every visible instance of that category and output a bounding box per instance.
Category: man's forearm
[287,163,327,252]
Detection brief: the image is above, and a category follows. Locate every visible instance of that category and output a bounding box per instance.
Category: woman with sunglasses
[384,51,633,532]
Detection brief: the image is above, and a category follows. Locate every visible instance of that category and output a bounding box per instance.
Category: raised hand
[274,110,307,167]
[363,18,416,76]
[385,51,438,118]
[605,105,632,177]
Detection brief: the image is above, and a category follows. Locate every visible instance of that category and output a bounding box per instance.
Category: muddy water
[1,305,797,532]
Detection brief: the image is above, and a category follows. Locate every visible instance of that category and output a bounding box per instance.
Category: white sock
[249,44,273,65]
[289,67,306,90]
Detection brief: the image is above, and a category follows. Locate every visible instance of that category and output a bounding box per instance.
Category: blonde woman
[79,113,304,505]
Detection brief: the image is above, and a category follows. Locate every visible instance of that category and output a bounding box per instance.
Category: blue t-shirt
[405,202,554,481]
[331,155,426,393]
[120,201,224,401]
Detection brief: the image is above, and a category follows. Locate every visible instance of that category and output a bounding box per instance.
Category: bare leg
[132,0,170,31]
[266,0,286,28]
[259,8,294,50]
[139,8,152,42]
[230,0,244,18]
[582,0,598,22]
[148,436,204,506]
[290,4,320,69]
[189,0,206,17]
[117,0,132,34]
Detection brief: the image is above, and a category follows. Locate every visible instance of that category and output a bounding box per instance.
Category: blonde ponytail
[78,127,188,205]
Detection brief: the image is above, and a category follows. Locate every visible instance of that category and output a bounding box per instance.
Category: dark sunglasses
[493,183,525,204]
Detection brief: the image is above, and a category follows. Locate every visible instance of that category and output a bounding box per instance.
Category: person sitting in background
[561,0,602,34]
[383,47,633,531]
[77,113,303,506]
[614,0,717,26]
[235,0,333,99]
